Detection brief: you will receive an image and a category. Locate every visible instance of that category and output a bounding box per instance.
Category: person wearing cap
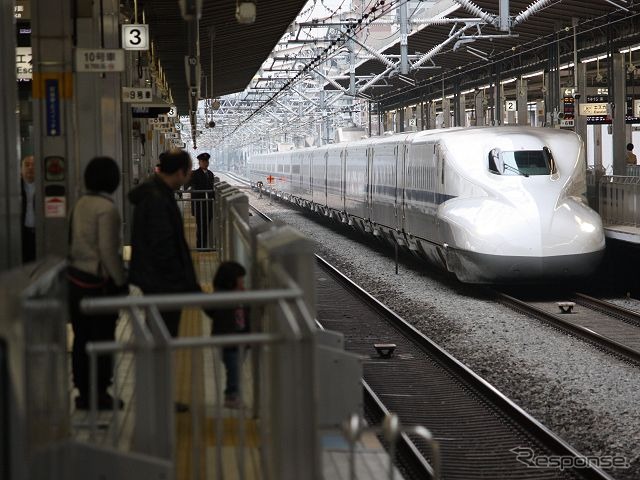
[186,152,215,249]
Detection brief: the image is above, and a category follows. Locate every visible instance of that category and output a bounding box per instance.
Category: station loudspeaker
[179,0,202,20]
[236,0,256,24]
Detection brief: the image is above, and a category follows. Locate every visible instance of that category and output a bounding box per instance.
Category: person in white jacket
[67,156,127,410]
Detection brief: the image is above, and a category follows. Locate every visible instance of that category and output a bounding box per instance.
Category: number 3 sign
[122,24,149,51]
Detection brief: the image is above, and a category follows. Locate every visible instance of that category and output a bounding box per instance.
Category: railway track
[496,290,640,365]
[249,204,613,480]
[219,171,251,187]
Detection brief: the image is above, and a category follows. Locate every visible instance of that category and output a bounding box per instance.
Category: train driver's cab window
[488,147,557,177]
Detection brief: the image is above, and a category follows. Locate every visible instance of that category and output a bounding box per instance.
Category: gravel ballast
[243,188,640,480]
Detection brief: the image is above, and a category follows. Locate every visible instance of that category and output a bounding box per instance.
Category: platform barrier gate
[0,183,378,480]
[599,175,640,228]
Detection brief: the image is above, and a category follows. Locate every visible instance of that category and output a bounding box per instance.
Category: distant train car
[249,126,605,284]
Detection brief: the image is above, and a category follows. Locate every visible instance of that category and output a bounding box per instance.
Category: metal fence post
[255,226,321,480]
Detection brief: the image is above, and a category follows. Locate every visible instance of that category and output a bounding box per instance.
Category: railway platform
[1,181,411,480]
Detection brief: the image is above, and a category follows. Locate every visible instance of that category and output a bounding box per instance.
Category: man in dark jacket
[186,152,215,249]
[128,149,200,337]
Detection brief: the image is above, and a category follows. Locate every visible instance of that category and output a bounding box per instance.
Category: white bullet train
[248,126,605,283]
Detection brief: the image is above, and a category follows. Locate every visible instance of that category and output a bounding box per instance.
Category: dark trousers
[222,347,239,396]
[22,227,35,263]
[68,282,117,399]
[139,288,182,337]
[194,203,213,249]
[161,309,182,338]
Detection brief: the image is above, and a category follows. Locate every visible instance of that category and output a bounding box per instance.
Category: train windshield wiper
[503,163,529,177]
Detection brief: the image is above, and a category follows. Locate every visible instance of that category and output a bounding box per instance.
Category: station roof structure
[172,0,640,151]
[142,0,308,113]
[326,0,640,101]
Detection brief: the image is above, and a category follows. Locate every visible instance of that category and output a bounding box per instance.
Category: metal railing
[77,181,323,480]
[175,188,218,285]
[81,282,317,480]
[177,189,216,252]
[598,175,640,227]
[0,260,71,480]
[626,165,640,176]
[342,413,440,480]
[0,181,435,480]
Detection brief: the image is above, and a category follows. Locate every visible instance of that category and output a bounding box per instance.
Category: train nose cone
[438,194,605,283]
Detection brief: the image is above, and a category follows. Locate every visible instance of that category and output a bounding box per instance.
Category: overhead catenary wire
[230,0,401,136]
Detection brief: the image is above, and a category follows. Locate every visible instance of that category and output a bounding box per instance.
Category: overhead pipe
[411,25,472,70]
[350,37,397,70]
[512,0,558,27]
[316,70,349,93]
[326,91,346,107]
[452,0,497,26]
[410,17,485,25]
[359,67,395,95]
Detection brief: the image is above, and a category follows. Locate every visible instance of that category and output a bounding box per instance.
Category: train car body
[249,126,605,284]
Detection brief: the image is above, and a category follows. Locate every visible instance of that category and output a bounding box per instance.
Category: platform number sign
[167,106,178,117]
[505,100,517,112]
[122,24,149,51]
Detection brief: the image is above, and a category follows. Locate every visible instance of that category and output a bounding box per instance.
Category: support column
[594,124,603,171]
[612,53,627,175]
[517,78,528,125]
[348,38,356,96]
[456,94,465,127]
[32,0,74,258]
[398,1,409,75]
[428,101,436,129]
[74,0,124,213]
[575,64,588,147]
[0,0,21,270]
[494,83,502,126]
[536,100,545,127]
[442,99,451,128]
[475,90,485,126]
[506,105,516,125]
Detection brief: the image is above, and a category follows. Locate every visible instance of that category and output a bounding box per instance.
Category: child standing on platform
[207,261,248,408]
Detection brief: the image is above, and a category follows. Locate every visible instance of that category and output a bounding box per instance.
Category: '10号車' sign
[76,48,125,72]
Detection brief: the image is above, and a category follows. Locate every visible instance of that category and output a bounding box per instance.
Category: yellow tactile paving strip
[175,307,208,480]
[204,417,260,448]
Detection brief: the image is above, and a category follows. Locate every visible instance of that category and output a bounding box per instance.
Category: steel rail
[250,203,613,480]
[496,291,640,365]
[574,292,640,328]
[250,204,434,479]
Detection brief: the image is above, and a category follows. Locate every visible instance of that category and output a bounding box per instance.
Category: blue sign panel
[45,79,60,136]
